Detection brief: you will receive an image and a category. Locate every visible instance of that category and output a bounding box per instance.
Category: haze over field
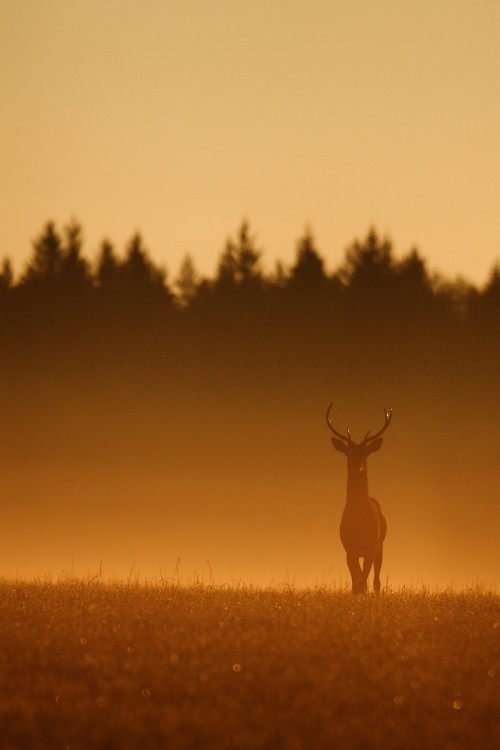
[1,222,499,588]
[1,1,499,587]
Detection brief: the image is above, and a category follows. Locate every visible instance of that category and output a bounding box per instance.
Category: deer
[326,404,392,594]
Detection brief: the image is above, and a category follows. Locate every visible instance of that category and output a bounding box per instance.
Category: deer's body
[326,405,391,593]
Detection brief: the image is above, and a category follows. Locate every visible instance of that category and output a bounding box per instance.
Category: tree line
[2,218,499,310]
[1,218,499,381]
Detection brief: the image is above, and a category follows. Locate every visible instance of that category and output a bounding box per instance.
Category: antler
[364,407,393,443]
[325,403,351,442]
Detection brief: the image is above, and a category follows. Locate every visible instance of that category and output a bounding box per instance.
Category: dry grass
[0,579,498,749]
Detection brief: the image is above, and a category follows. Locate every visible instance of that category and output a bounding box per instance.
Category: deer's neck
[346,466,370,505]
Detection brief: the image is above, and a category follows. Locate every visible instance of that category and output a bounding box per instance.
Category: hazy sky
[1,0,499,285]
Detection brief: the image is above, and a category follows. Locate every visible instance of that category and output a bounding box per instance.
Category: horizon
[0,571,497,593]
[4,217,500,291]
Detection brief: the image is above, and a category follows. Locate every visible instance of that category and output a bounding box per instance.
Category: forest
[2,219,500,360]
[1,219,500,586]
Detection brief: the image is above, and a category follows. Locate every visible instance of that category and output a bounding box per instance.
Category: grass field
[0,580,498,750]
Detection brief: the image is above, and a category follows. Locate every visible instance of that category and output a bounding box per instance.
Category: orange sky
[1,0,499,284]
[0,0,500,283]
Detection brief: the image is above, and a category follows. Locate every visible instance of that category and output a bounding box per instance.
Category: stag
[326,404,392,593]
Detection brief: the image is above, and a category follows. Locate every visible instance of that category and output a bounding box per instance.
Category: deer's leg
[346,553,363,593]
[373,545,383,594]
[360,555,374,593]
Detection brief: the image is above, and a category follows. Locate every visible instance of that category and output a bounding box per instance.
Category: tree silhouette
[393,248,438,325]
[336,229,399,348]
[174,254,201,308]
[95,239,121,291]
[94,232,172,315]
[479,263,500,315]
[20,220,91,300]
[0,258,13,294]
[468,261,500,337]
[0,259,13,350]
[396,248,430,295]
[59,220,92,295]
[340,228,394,292]
[278,228,340,347]
[21,221,64,287]
[4,216,500,387]
[215,221,263,294]
[121,233,166,292]
[288,228,327,293]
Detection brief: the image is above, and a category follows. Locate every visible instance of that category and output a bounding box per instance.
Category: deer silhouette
[326,404,392,593]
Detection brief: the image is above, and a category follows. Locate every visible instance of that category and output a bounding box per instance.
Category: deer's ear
[331,437,348,454]
[367,437,383,454]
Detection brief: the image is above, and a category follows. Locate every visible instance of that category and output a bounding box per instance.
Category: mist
[1,222,499,588]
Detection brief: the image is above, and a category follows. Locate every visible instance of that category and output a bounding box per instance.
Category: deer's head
[326,404,392,473]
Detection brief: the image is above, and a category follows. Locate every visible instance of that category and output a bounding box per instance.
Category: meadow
[0,580,497,750]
